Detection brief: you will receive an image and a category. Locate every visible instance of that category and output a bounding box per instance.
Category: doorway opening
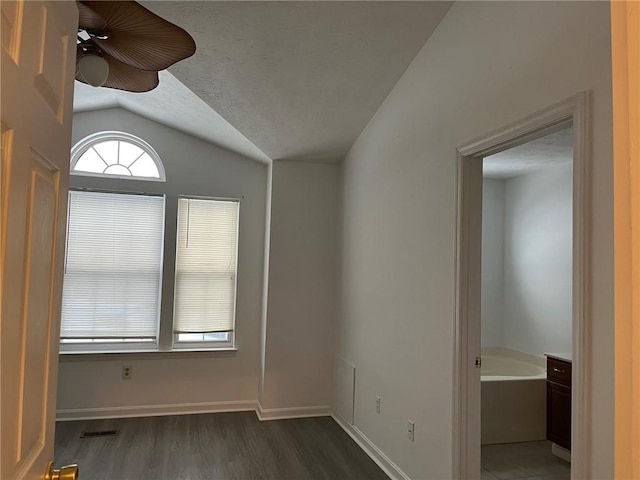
[480,127,573,480]
[452,93,591,480]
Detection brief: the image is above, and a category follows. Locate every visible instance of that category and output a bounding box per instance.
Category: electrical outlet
[375,396,381,414]
[122,365,133,380]
[408,421,415,442]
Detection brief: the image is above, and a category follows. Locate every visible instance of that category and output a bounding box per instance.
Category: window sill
[59,347,238,362]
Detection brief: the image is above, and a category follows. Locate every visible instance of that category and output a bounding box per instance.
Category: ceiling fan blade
[102,55,159,92]
[75,54,159,93]
[77,2,106,31]
[79,1,196,72]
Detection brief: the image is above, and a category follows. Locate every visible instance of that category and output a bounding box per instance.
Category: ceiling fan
[76,1,196,93]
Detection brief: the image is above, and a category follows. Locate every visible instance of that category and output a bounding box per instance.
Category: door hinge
[475,356,482,368]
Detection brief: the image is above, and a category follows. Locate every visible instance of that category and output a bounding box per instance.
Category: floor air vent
[80,429,119,438]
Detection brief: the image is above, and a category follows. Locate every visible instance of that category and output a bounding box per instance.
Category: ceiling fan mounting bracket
[84,29,109,40]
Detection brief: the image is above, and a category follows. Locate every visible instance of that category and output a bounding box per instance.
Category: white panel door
[1,1,78,479]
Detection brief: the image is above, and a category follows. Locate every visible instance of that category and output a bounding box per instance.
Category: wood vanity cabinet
[546,356,572,450]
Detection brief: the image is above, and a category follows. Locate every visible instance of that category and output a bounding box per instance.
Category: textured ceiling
[143,1,453,163]
[483,128,574,180]
[73,71,271,164]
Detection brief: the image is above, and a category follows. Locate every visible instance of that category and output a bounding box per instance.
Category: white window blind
[61,190,165,340]
[174,197,239,334]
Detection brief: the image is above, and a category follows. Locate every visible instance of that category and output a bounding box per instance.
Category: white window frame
[172,195,240,351]
[173,332,234,350]
[62,133,241,356]
[60,188,165,354]
[60,337,158,354]
[70,131,166,182]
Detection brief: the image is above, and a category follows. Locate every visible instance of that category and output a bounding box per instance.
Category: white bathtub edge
[481,347,547,368]
[481,373,546,382]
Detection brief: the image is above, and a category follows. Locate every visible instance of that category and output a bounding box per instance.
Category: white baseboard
[332,414,411,480]
[255,402,331,421]
[551,443,571,463]
[56,400,257,421]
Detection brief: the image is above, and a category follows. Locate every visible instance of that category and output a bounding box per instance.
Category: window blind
[61,190,165,340]
[174,197,239,334]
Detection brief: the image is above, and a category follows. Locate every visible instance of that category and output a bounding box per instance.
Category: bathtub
[481,353,546,381]
[481,348,547,445]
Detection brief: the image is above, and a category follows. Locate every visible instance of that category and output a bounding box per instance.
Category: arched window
[70,131,166,181]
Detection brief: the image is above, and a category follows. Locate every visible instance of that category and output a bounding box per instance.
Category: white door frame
[452,92,591,480]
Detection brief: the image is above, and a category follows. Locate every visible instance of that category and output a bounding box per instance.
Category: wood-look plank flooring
[54,412,390,480]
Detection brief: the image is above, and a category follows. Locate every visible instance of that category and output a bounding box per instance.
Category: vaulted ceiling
[73,71,271,163]
[118,1,453,163]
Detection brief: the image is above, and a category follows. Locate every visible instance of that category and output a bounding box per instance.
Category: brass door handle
[46,462,79,480]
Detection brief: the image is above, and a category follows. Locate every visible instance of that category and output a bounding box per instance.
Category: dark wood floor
[54,412,390,480]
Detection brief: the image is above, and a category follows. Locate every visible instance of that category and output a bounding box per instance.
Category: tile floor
[481,441,570,480]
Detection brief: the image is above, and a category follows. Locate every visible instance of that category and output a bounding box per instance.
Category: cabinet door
[547,382,571,450]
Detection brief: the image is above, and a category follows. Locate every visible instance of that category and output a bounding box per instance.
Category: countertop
[544,352,572,363]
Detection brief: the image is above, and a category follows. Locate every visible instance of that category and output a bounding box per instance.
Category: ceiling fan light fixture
[76,54,109,87]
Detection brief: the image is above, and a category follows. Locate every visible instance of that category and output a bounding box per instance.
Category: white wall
[503,164,573,356]
[481,179,505,347]
[57,108,268,414]
[336,2,613,479]
[481,163,573,357]
[260,161,338,412]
